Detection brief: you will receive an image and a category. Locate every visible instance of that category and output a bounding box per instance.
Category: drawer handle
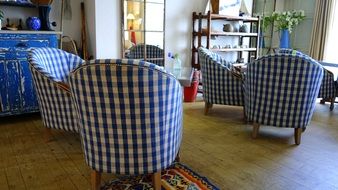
[16,42,28,48]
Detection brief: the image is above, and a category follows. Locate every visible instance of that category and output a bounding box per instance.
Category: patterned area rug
[102,162,219,190]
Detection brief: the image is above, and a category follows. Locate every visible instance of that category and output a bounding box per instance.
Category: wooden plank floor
[0,100,337,190]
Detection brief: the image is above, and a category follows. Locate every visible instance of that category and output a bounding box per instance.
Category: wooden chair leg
[294,128,302,145]
[91,170,101,190]
[330,98,335,111]
[243,107,247,122]
[44,128,52,142]
[320,98,325,104]
[252,123,260,139]
[152,171,161,190]
[204,102,210,115]
[204,102,213,115]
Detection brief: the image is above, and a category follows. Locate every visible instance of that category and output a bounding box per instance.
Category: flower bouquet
[263,10,306,33]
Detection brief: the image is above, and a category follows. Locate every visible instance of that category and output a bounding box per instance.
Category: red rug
[102,162,219,190]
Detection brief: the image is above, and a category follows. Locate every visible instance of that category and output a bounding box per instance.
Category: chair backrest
[245,53,323,128]
[28,48,83,132]
[69,59,183,175]
[198,47,244,106]
[127,44,164,66]
[276,49,336,99]
[29,48,83,82]
[276,48,304,56]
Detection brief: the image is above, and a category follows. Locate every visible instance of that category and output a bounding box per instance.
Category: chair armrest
[231,67,244,80]
[215,62,244,81]
[56,82,71,95]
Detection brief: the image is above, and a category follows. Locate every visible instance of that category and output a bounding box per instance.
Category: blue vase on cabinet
[26,17,41,31]
[280,29,290,48]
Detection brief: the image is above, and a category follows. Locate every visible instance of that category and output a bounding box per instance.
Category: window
[324,1,338,63]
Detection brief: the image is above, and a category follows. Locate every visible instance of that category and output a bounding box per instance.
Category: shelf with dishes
[192,12,259,22]
[193,31,258,37]
[210,32,258,37]
[211,48,257,52]
[210,14,259,22]
[0,1,35,7]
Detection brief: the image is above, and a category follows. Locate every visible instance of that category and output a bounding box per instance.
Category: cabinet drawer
[0,48,30,60]
[0,33,57,116]
[0,39,51,49]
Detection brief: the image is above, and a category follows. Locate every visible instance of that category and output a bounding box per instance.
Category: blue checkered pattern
[317,65,336,100]
[318,61,337,109]
[198,47,244,106]
[277,49,337,108]
[245,53,323,128]
[276,48,304,56]
[127,44,164,66]
[29,48,84,132]
[69,59,183,175]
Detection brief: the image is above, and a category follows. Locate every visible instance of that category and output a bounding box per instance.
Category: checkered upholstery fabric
[69,59,183,175]
[245,53,323,128]
[317,62,336,100]
[29,48,84,132]
[127,44,164,66]
[198,47,244,106]
[277,49,336,100]
[277,48,304,56]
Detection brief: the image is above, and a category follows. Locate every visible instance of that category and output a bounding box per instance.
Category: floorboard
[0,101,337,190]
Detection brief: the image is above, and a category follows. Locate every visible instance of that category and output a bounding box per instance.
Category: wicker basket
[61,36,78,56]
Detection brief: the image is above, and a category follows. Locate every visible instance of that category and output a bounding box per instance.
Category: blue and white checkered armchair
[277,48,337,110]
[318,62,337,110]
[68,59,183,190]
[29,48,84,140]
[198,47,244,115]
[245,53,323,145]
[127,44,164,66]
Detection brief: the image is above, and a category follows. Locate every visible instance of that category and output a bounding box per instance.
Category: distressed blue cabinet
[0,32,58,116]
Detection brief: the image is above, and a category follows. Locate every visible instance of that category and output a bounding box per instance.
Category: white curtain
[309,0,336,60]
[324,0,338,63]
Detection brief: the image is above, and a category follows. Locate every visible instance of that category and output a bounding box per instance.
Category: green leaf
[261,10,305,33]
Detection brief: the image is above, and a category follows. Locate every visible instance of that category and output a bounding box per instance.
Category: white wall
[270,0,285,48]
[165,0,209,67]
[0,7,36,29]
[8,0,315,63]
[84,0,95,58]
[61,0,82,45]
[284,0,315,54]
[81,0,121,59]
[94,0,121,59]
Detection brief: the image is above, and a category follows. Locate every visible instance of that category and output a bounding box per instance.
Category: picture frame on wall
[219,0,241,16]
[210,0,252,16]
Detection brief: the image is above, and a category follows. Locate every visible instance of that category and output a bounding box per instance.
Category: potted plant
[263,10,305,48]
[0,10,3,30]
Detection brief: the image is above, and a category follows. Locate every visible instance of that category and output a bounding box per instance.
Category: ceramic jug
[239,25,249,33]
[223,24,234,32]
